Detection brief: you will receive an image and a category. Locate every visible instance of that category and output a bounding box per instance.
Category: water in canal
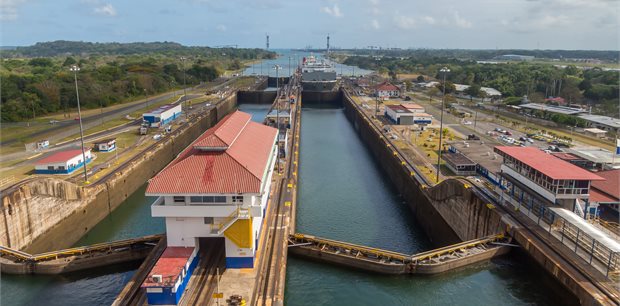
[242,49,372,77]
[285,107,574,305]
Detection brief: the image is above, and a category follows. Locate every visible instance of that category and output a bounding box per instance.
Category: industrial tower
[266,34,270,50]
[326,34,330,53]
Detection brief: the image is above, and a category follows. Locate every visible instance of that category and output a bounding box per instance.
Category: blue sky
[1,0,618,50]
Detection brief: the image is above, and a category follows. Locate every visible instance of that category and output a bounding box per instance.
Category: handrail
[0,234,163,263]
[290,233,505,263]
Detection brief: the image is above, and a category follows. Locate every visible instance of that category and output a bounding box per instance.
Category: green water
[285,107,575,306]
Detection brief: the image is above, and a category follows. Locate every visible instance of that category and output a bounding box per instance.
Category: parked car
[519,136,527,142]
[504,131,512,136]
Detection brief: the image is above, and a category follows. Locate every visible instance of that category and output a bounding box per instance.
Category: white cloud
[422,16,436,25]
[0,0,26,21]
[216,24,227,31]
[321,4,342,18]
[371,19,380,29]
[94,3,117,16]
[453,11,472,28]
[395,15,416,29]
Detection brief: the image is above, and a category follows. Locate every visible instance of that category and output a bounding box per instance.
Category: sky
[1,0,618,50]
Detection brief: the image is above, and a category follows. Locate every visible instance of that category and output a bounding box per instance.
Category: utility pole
[144,89,149,110]
[274,64,282,174]
[70,65,89,184]
[180,56,188,117]
[436,67,450,183]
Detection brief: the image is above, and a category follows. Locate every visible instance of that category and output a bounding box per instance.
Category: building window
[232,196,243,204]
[204,217,214,224]
[59,166,65,170]
[47,166,54,170]
[173,196,185,203]
[189,196,227,204]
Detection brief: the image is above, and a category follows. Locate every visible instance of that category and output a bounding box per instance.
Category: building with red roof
[588,169,619,217]
[34,149,92,174]
[141,246,198,305]
[146,111,278,273]
[374,81,401,98]
[494,146,603,210]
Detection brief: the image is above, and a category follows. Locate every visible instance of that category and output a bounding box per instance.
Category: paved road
[0,76,236,147]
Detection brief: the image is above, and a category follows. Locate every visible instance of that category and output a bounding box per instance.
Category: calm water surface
[285,107,574,306]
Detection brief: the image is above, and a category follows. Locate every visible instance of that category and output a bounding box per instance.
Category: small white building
[143,104,182,128]
[94,138,117,152]
[583,128,607,139]
[146,111,278,270]
[374,81,401,99]
[385,105,414,125]
[412,112,433,125]
[35,149,92,174]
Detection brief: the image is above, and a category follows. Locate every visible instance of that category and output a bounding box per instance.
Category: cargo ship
[301,54,337,92]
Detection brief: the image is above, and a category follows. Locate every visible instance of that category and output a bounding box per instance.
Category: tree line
[1,41,275,122]
[341,54,619,116]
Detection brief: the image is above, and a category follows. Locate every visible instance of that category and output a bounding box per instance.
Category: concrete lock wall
[237,91,277,105]
[340,91,503,246]
[1,94,238,253]
[301,91,343,107]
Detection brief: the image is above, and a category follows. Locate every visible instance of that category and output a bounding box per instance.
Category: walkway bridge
[0,234,163,274]
[288,233,511,274]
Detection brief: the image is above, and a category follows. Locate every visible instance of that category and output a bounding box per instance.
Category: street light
[180,56,188,112]
[436,67,450,183]
[144,88,150,110]
[70,65,89,184]
[274,64,282,174]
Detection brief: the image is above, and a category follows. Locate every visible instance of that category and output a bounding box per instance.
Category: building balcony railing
[151,197,263,218]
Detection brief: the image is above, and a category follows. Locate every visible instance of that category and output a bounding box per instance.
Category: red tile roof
[142,247,194,288]
[401,103,423,109]
[386,105,411,113]
[193,112,251,149]
[374,81,400,91]
[36,149,89,164]
[494,146,604,181]
[590,170,619,203]
[146,111,277,194]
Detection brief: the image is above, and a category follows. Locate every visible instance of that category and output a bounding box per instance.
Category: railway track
[252,74,301,306]
[180,240,226,306]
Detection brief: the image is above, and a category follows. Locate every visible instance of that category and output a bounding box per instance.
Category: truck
[467,134,480,140]
[139,120,149,135]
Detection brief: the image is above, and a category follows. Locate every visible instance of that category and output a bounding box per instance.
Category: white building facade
[34,149,92,174]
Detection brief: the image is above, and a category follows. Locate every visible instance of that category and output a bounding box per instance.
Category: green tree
[62,57,77,66]
[464,84,481,100]
[417,75,425,82]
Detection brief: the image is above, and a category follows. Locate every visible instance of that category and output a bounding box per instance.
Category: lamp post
[274,64,282,173]
[436,67,450,183]
[70,65,89,184]
[144,89,149,110]
[180,56,188,112]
